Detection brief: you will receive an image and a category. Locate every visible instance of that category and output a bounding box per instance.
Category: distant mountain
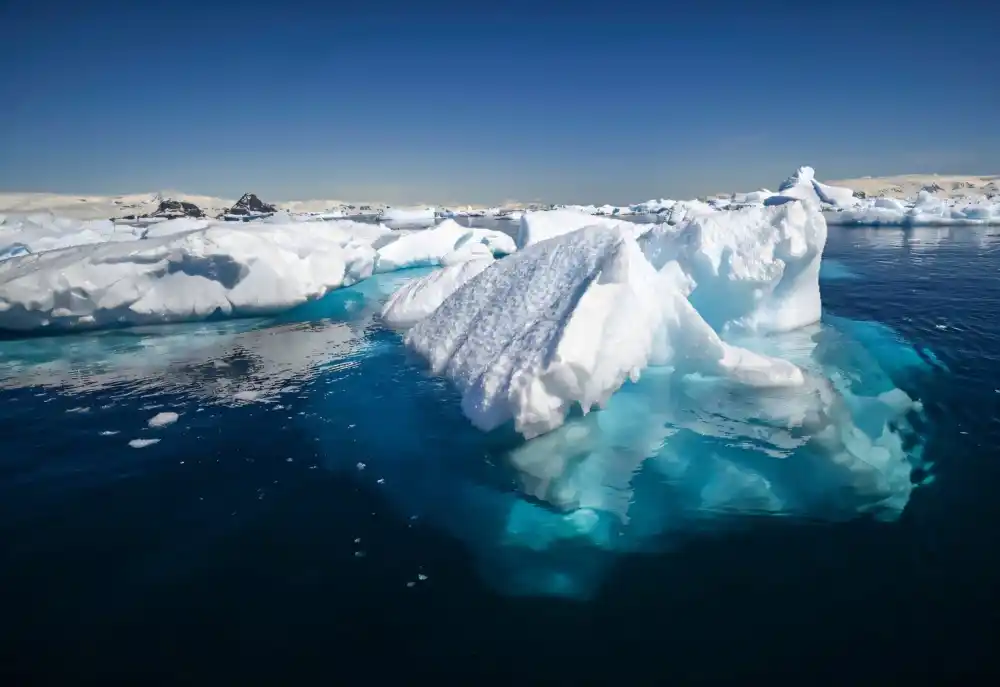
[223,193,277,217]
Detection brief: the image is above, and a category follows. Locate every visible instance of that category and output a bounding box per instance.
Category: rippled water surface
[2,224,999,680]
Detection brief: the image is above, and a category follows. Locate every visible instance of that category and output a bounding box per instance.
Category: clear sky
[2,0,997,205]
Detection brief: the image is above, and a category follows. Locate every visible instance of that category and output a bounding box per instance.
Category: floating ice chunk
[148,411,179,428]
[640,200,827,334]
[0,222,378,332]
[129,438,160,448]
[767,166,857,209]
[515,210,643,249]
[0,213,141,260]
[380,207,436,223]
[381,256,495,329]
[373,219,514,273]
[405,224,802,438]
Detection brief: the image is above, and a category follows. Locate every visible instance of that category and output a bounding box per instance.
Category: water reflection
[0,269,432,402]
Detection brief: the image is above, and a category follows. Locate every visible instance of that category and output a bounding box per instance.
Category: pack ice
[0,217,513,332]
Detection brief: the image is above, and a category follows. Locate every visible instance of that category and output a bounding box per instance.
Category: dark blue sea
[2,222,999,682]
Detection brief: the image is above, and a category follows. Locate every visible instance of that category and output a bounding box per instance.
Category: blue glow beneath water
[1,225,999,679]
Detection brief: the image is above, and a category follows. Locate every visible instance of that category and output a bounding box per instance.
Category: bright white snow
[403,211,807,439]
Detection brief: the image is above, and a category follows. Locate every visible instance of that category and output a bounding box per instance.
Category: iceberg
[380,206,436,224]
[0,221,381,332]
[830,190,1000,226]
[0,213,517,333]
[515,209,645,249]
[0,213,143,260]
[403,212,806,439]
[639,200,826,334]
[766,166,857,209]
[373,219,514,273]
[381,253,495,329]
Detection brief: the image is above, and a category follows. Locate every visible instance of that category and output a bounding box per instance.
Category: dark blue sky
[2,0,997,204]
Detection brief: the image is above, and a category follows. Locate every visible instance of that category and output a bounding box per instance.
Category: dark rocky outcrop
[852,190,867,199]
[223,193,277,217]
[121,199,205,221]
[150,199,205,218]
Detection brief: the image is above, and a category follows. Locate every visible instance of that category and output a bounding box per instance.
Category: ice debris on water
[128,438,160,449]
[147,411,179,428]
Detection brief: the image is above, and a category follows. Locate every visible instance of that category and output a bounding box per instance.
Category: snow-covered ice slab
[373,219,515,272]
[0,213,143,260]
[829,190,1000,226]
[0,222,382,332]
[381,251,495,329]
[515,209,646,249]
[380,206,436,224]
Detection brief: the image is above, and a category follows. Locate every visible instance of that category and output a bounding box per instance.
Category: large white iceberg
[403,211,807,439]
[0,222,381,332]
[0,214,519,332]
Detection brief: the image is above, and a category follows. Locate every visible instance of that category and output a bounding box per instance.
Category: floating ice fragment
[147,411,179,428]
[128,438,160,449]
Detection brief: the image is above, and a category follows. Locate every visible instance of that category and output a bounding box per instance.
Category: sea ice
[0,213,142,260]
[380,207,436,224]
[373,219,514,273]
[0,218,495,333]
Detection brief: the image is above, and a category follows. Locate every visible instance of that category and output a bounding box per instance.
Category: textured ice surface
[381,254,495,329]
[639,200,826,334]
[405,219,804,439]
[0,216,513,333]
[515,209,644,249]
[0,222,381,332]
[373,219,514,273]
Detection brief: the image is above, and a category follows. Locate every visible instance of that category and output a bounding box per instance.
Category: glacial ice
[381,254,495,329]
[403,210,807,439]
[0,217,513,333]
[515,209,644,249]
[380,206,437,224]
[373,219,514,273]
[0,213,142,260]
[766,166,857,209]
[831,189,1000,226]
[639,201,826,334]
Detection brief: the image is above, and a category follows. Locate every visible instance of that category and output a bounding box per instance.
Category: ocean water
[2,223,999,681]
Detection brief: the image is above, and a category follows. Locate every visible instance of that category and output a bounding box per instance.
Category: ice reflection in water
[0,267,941,600]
